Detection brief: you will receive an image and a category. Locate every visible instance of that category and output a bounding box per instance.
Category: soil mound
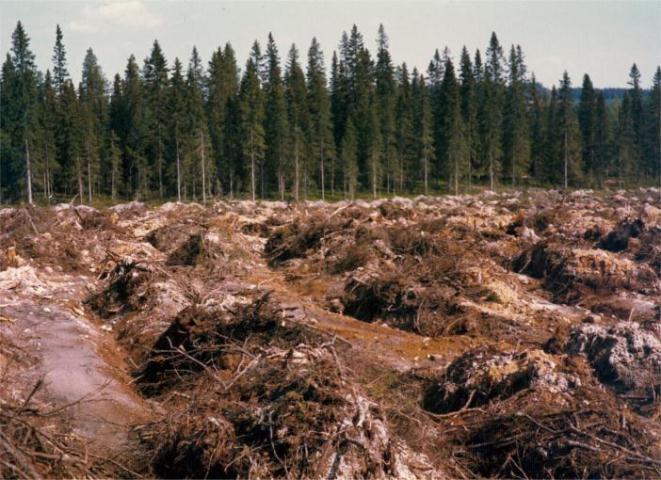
[423,347,579,414]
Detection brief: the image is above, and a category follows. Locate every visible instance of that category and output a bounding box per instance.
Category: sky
[1,0,659,89]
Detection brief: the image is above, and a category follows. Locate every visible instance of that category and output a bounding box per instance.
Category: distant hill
[534,85,649,104]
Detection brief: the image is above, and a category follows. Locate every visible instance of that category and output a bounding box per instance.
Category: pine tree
[264,33,288,199]
[307,37,334,200]
[239,41,265,201]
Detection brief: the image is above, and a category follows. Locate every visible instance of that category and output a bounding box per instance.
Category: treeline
[1,22,659,204]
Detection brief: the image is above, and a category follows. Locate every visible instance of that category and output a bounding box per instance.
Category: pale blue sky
[1,0,659,88]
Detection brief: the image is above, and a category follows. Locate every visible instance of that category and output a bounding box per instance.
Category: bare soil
[0,188,659,478]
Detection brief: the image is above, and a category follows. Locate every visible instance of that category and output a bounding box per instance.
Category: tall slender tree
[502,45,530,185]
[263,33,289,199]
[307,37,334,200]
[239,41,265,201]
[557,71,582,188]
[285,44,309,200]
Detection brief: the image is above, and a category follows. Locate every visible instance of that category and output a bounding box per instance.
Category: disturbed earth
[0,188,659,479]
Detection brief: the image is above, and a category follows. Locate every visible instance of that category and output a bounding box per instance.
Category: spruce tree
[557,72,582,188]
[52,24,69,95]
[375,24,396,193]
[442,57,467,194]
[542,86,559,183]
[628,63,644,175]
[593,91,610,186]
[239,42,265,200]
[395,63,414,192]
[186,47,212,202]
[109,130,122,200]
[123,55,148,198]
[502,45,530,185]
[578,74,597,182]
[263,33,288,198]
[285,44,309,200]
[5,22,39,203]
[417,73,435,194]
[307,37,334,200]
[528,75,544,182]
[644,67,660,183]
[33,70,58,201]
[220,44,241,196]
[481,33,505,189]
[459,47,477,189]
[342,116,358,199]
[80,48,107,202]
[143,40,169,197]
[168,58,187,201]
[615,94,636,185]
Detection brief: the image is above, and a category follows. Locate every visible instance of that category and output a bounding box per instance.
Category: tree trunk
[454,151,459,195]
[176,132,182,202]
[250,130,256,202]
[77,155,83,205]
[564,129,568,189]
[320,142,325,201]
[87,148,93,204]
[25,138,33,205]
[489,151,494,191]
[423,152,429,195]
[294,136,300,202]
[45,150,51,203]
[200,129,207,204]
[372,154,377,199]
[158,123,163,199]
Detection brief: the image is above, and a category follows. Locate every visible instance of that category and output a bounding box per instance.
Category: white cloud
[95,1,164,28]
[68,1,164,32]
[68,20,97,33]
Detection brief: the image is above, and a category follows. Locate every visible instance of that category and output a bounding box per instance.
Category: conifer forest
[1,8,660,480]
[1,22,659,204]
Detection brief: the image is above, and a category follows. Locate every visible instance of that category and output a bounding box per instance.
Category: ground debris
[562,321,660,412]
[423,347,580,414]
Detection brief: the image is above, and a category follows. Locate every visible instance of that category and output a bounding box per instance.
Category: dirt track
[0,188,659,478]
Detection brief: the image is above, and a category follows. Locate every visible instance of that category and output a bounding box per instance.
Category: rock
[564,322,660,399]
